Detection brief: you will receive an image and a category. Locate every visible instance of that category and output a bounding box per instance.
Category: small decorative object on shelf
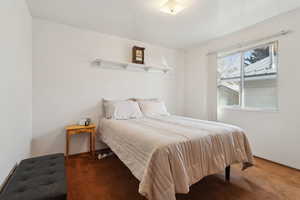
[132,46,145,64]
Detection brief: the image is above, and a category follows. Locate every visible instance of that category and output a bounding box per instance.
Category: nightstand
[65,124,96,159]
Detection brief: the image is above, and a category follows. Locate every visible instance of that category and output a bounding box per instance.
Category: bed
[98,114,253,200]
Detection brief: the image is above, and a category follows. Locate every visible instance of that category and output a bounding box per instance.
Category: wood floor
[66,153,300,200]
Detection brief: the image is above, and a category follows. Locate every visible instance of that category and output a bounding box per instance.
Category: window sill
[219,106,279,113]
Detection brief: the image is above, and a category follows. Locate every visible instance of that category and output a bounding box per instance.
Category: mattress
[98,115,253,200]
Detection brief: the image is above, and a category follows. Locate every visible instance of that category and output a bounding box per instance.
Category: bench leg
[225,166,230,181]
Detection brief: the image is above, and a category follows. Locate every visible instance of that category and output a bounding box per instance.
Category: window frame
[217,41,279,112]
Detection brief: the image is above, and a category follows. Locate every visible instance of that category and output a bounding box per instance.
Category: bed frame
[225,166,231,181]
[98,149,231,182]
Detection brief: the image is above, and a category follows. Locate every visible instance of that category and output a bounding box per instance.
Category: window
[217,42,278,110]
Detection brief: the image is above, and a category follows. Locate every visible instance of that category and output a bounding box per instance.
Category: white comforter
[98,115,253,200]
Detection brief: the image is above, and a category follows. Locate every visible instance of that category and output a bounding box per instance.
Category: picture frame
[132,46,145,64]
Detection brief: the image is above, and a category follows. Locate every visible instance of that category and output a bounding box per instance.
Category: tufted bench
[0,153,67,200]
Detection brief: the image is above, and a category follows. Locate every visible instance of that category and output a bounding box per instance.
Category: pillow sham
[103,99,143,119]
[138,100,170,116]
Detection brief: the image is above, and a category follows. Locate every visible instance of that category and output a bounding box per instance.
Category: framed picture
[132,46,145,64]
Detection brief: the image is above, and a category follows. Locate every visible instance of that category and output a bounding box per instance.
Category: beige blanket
[99,115,253,200]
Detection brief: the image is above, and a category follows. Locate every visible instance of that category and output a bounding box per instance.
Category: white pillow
[103,99,143,119]
[138,101,170,116]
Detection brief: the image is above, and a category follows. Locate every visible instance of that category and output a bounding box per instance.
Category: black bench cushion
[0,153,67,200]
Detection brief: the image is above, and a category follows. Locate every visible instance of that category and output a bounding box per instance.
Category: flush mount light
[160,0,184,15]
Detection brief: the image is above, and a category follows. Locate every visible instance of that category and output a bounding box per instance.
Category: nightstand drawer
[76,128,92,133]
[68,129,92,135]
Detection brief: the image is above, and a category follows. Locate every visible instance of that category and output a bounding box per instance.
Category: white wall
[32,18,185,156]
[0,0,32,184]
[184,8,300,169]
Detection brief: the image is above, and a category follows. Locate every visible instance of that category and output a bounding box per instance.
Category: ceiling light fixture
[160,0,184,15]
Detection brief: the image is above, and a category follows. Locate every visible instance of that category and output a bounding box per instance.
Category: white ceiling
[26,0,300,49]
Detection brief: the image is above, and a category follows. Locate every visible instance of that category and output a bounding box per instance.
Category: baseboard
[0,163,18,193]
[254,156,300,171]
[65,148,111,157]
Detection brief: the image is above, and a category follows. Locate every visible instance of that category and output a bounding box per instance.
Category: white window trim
[220,106,279,113]
[217,41,279,112]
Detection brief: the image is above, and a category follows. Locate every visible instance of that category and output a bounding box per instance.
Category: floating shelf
[92,58,173,73]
